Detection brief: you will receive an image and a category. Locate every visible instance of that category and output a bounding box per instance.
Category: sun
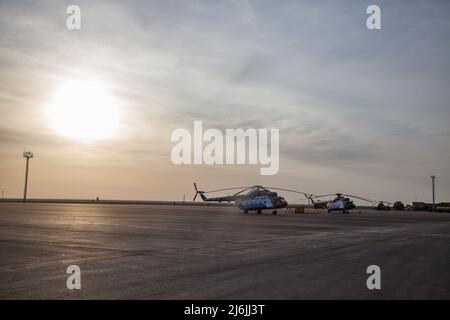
[47,79,120,141]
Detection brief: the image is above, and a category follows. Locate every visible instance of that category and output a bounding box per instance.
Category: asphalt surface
[0,202,449,299]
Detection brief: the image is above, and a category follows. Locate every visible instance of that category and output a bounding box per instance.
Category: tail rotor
[193,182,206,201]
[305,194,315,205]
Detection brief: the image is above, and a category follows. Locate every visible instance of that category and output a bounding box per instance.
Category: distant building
[412,202,450,212]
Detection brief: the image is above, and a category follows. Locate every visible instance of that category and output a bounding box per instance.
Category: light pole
[1,190,4,200]
[430,175,436,212]
[23,152,34,202]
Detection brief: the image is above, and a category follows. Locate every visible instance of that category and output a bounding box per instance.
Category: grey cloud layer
[1,0,449,201]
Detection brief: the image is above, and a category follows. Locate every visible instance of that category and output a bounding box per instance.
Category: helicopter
[193,183,311,215]
[310,193,376,214]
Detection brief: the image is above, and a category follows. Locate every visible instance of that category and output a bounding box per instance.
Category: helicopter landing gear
[257,209,262,214]
[243,209,248,214]
[272,210,277,215]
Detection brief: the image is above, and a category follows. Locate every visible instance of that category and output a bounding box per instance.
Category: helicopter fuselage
[327,198,355,213]
[236,195,287,211]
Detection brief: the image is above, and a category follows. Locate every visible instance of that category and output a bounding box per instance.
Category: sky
[0,0,449,203]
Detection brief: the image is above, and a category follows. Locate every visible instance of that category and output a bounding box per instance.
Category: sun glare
[47,79,120,141]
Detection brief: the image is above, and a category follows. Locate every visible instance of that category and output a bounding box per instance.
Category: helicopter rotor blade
[205,187,252,193]
[340,194,376,203]
[263,187,318,204]
[233,188,253,196]
[264,187,312,197]
[193,183,198,201]
[193,184,255,200]
[310,194,337,199]
[371,200,393,206]
[193,182,206,201]
[193,182,198,201]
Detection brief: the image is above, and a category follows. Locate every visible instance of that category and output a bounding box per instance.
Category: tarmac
[0,202,449,299]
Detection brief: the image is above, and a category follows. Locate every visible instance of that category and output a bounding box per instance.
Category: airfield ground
[0,202,449,299]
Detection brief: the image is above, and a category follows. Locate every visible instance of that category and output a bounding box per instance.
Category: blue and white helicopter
[193,183,311,215]
[310,193,377,214]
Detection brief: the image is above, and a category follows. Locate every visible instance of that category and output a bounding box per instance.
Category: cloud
[0,0,449,201]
